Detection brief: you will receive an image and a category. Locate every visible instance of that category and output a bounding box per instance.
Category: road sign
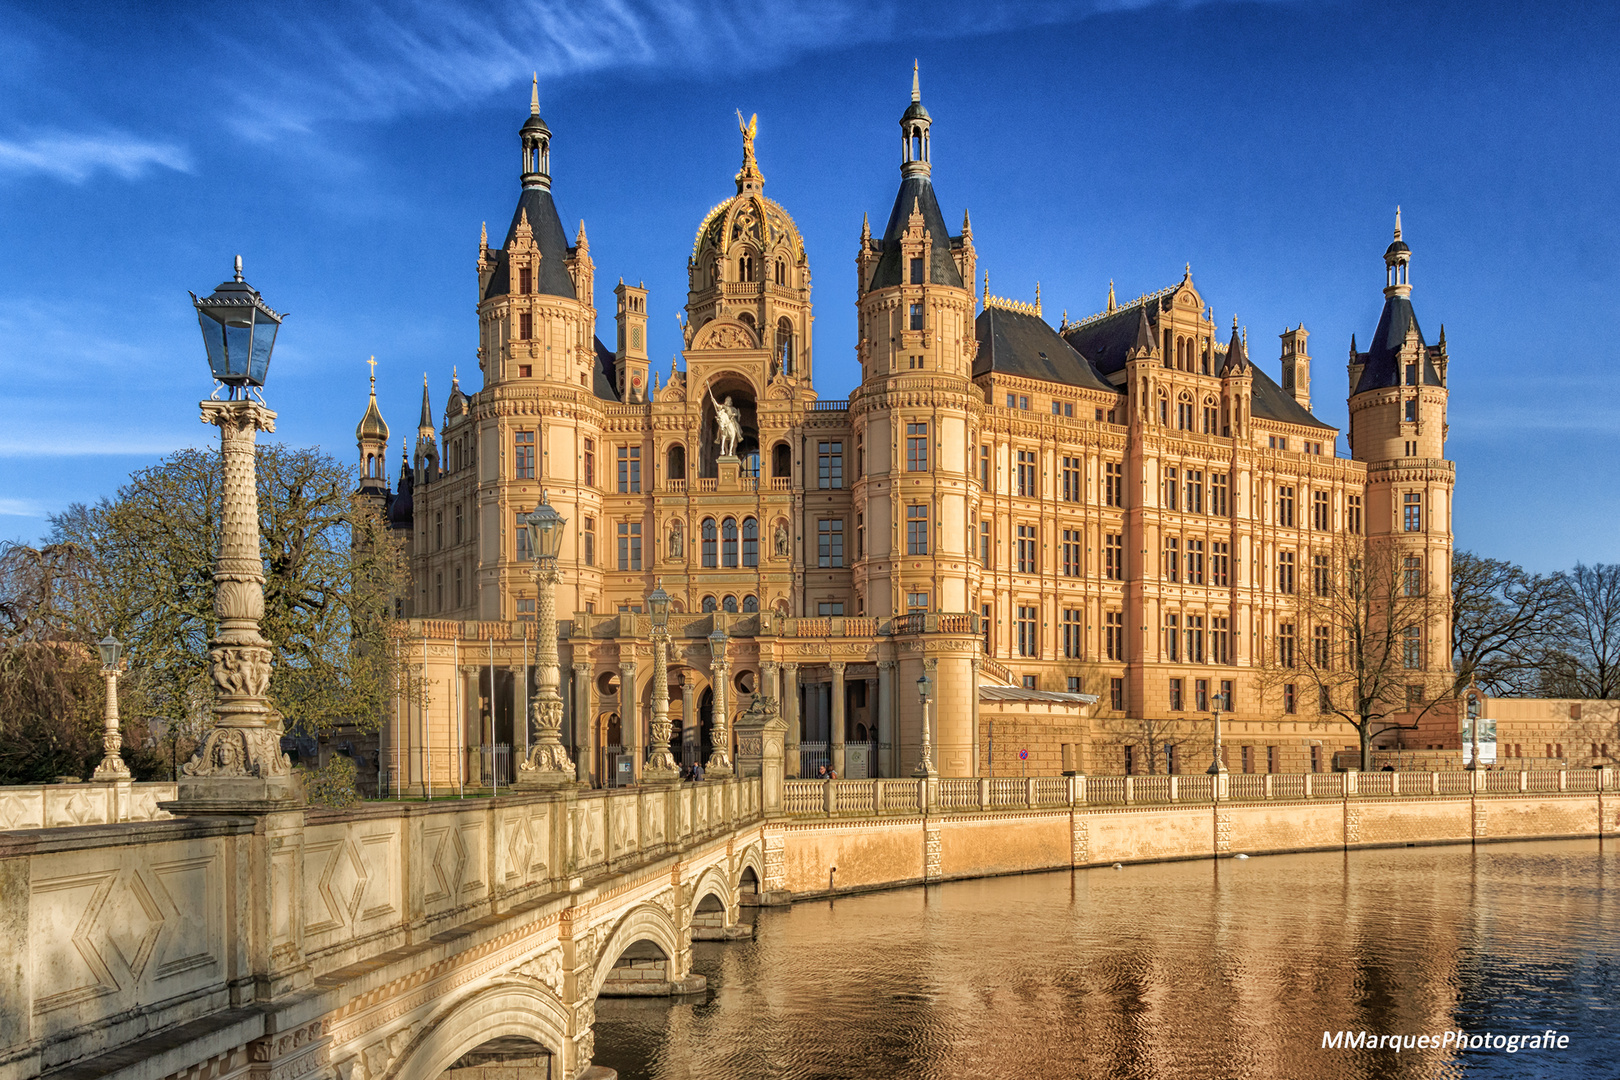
[1019,749,1028,761]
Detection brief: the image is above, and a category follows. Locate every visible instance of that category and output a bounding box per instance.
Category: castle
[354,69,1455,788]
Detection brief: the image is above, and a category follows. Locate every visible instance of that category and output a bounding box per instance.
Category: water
[593,840,1618,1079]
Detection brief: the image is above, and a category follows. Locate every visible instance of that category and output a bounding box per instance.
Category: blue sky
[0,0,1614,572]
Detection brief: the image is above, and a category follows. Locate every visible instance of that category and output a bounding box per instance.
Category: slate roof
[974,304,1120,397]
[482,186,577,302]
[1352,294,1443,394]
[978,685,1097,706]
[590,337,620,402]
[869,175,964,290]
[1059,291,1174,376]
[1251,360,1336,430]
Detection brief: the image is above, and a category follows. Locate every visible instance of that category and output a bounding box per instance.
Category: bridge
[3,763,1615,1080]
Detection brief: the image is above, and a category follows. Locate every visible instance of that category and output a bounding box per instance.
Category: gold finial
[367,354,377,387]
[912,59,920,103]
[479,221,487,248]
[1394,204,1402,240]
[1034,281,1041,316]
[530,73,539,116]
[1107,279,1115,313]
[734,109,762,191]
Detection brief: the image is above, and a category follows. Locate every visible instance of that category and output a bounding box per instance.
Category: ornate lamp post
[912,671,937,778]
[1207,691,1229,800]
[179,257,298,807]
[1464,685,1482,771]
[517,497,575,787]
[91,633,130,781]
[705,628,733,777]
[643,582,679,783]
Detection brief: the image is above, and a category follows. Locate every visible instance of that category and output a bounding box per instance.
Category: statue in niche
[669,519,684,559]
[773,521,791,558]
[708,386,743,457]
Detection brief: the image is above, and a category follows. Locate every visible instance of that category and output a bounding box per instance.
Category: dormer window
[910,257,924,285]
[1405,362,1418,385]
[519,266,532,294]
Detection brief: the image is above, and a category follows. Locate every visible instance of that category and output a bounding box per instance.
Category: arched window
[742,517,759,566]
[722,595,738,613]
[775,259,786,285]
[1158,392,1169,426]
[776,316,794,374]
[743,594,759,613]
[701,595,717,613]
[1177,393,1195,431]
[722,517,739,567]
[701,518,718,567]
[1203,397,1219,435]
[911,126,922,161]
[771,441,791,478]
[667,443,686,482]
[1176,336,1185,370]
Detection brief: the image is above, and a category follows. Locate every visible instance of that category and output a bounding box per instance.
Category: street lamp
[178,258,297,805]
[517,495,575,787]
[191,256,284,399]
[912,671,937,778]
[92,633,130,781]
[643,581,679,783]
[705,627,733,777]
[1207,692,1228,793]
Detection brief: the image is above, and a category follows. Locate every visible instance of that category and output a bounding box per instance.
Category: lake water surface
[593,840,1617,1079]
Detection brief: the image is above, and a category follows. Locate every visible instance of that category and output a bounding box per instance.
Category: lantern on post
[191,256,284,397]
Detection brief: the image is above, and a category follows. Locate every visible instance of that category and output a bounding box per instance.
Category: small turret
[414,374,439,484]
[1279,324,1311,410]
[614,279,650,402]
[356,355,390,493]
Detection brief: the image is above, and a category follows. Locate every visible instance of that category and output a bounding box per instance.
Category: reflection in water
[594,841,1616,1079]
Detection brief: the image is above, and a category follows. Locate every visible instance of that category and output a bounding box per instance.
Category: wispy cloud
[0,131,190,183]
[0,497,47,518]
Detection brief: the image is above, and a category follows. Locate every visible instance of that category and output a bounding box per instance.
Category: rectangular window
[1061,457,1081,502]
[519,266,532,294]
[819,602,846,617]
[1313,553,1331,597]
[909,303,924,331]
[1187,539,1204,584]
[982,603,993,654]
[1277,486,1294,527]
[1016,450,1036,496]
[818,518,844,568]
[1211,472,1228,517]
[1404,626,1423,669]
[454,566,462,608]
[909,256,924,285]
[1105,611,1124,661]
[519,311,532,340]
[1278,551,1295,594]
[1319,684,1333,714]
[617,521,642,570]
[1017,605,1038,657]
[434,511,443,551]
[454,503,463,545]
[1165,613,1180,661]
[1061,529,1081,577]
[1404,492,1423,532]
[980,445,991,488]
[513,430,535,479]
[1347,494,1363,534]
[1267,746,1278,773]
[1186,615,1204,663]
[1313,625,1331,669]
[516,597,535,620]
[1105,462,1124,507]
[1104,533,1123,581]
[1019,395,1029,411]
[1220,679,1235,712]
[1241,745,1254,773]
[1169,678,1183,712]
[1195,678,1209,712]
[818,441,844,489]
[1163,467,1178,510]
[906,592,929,612]
[1007,393,1017,409]
[906,504,929,555]
[1212,542,1229,587]
[701,519,716,567]
[1312,490,1330,530]
[583,516,595,566]
[856,514,864,559]
[1062,608,1082,659]
[1068,676,1083,694]
[1212,616,1230,665]
[1125,745,1136,776]
[1185,470,1203,514]
[617,445,641,493]
[906,423,929,472]
[1278,623,1296,669]
[1404,555,1423,596]
[583,439,595,487]
[1405,398,1417,422]
[1164,536,1179,583]
[1017,524,1037,574]
[515,514,531,562]
[979,520,992,566]
[1110,677,1124,711]
[1283,684,1297,715]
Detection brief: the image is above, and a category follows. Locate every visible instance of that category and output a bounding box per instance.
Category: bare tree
[1451,550,1564,695]
[1540,563,1620,699]
[1259,538,1466,771]
[1061,657,1208,774]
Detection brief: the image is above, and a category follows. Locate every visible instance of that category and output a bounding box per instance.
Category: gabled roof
[974,304,1119,396]
[483,187,577,301]
[1059,289,1176,375]
[1352,294,1443,394]
[869,175,964,290]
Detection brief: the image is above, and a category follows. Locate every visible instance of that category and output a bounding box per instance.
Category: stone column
[516,556,574,788]
[645,626,678,783]
[680,673,697,768]
[865,675,879,774]
[92,659,130,781]
[783,662,801,777]
[760,659,780,775]
[878,660,894,779]
[970,657,982,777]
[180,399,298,807]
[830,662,847,776]
[619,656,639,782]
[573,662,592,785]
[708,654,734,778]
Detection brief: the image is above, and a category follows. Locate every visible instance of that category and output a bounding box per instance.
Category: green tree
[50,444,408,753]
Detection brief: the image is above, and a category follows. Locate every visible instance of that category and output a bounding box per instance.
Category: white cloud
[0,497,46,518]
[0,131,191,183]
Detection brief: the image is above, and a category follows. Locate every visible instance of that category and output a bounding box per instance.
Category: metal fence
[376,745,512,797]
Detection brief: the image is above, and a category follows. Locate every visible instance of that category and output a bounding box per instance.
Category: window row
[700,594,760,613]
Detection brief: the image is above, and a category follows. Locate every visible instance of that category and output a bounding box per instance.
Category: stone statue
[669,519,684,559]
[708,387,743,458]
[774,521,791,558]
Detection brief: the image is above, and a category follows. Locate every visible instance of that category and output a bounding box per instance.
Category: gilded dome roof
[356,379,389,441]
[691,189,804,266]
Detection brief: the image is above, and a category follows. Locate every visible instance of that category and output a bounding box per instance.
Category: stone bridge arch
[382,980,577,1080]
[590,901,700,997]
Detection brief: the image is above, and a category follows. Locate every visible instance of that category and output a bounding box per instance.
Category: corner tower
[1347,209,1454,684]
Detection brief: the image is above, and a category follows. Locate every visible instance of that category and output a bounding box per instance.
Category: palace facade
[356,71,1455,788]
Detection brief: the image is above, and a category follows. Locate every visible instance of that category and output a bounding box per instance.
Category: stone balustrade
[0,781,176,831]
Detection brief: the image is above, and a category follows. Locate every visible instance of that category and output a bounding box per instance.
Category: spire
[1394,204,1402,241]
[899,62,932,177]
[962,208,972,238]
[520,77,552,189]
[356,355,389,443]
[419,373,433,429]
[575,219,588,249]
[861,212,870,242]
[1107,279,1116,313]
[1383,205,1411,298]
[912,59,920,102]
[1223,317,1249,374]
[735,109,763,192]
[480,220,488,248]
[1034,281,1041,317]
[1130,306,1155,357]
[1350,332,1358,356]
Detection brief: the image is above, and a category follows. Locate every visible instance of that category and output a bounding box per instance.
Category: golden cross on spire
[367,354,377,385]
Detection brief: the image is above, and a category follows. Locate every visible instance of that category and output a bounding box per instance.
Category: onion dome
[356,362,389,442]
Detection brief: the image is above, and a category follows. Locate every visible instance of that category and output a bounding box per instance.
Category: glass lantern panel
[248,315,277,385]
[223,318,255,380]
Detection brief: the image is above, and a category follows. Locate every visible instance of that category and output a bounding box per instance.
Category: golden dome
[356,369,389,442]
